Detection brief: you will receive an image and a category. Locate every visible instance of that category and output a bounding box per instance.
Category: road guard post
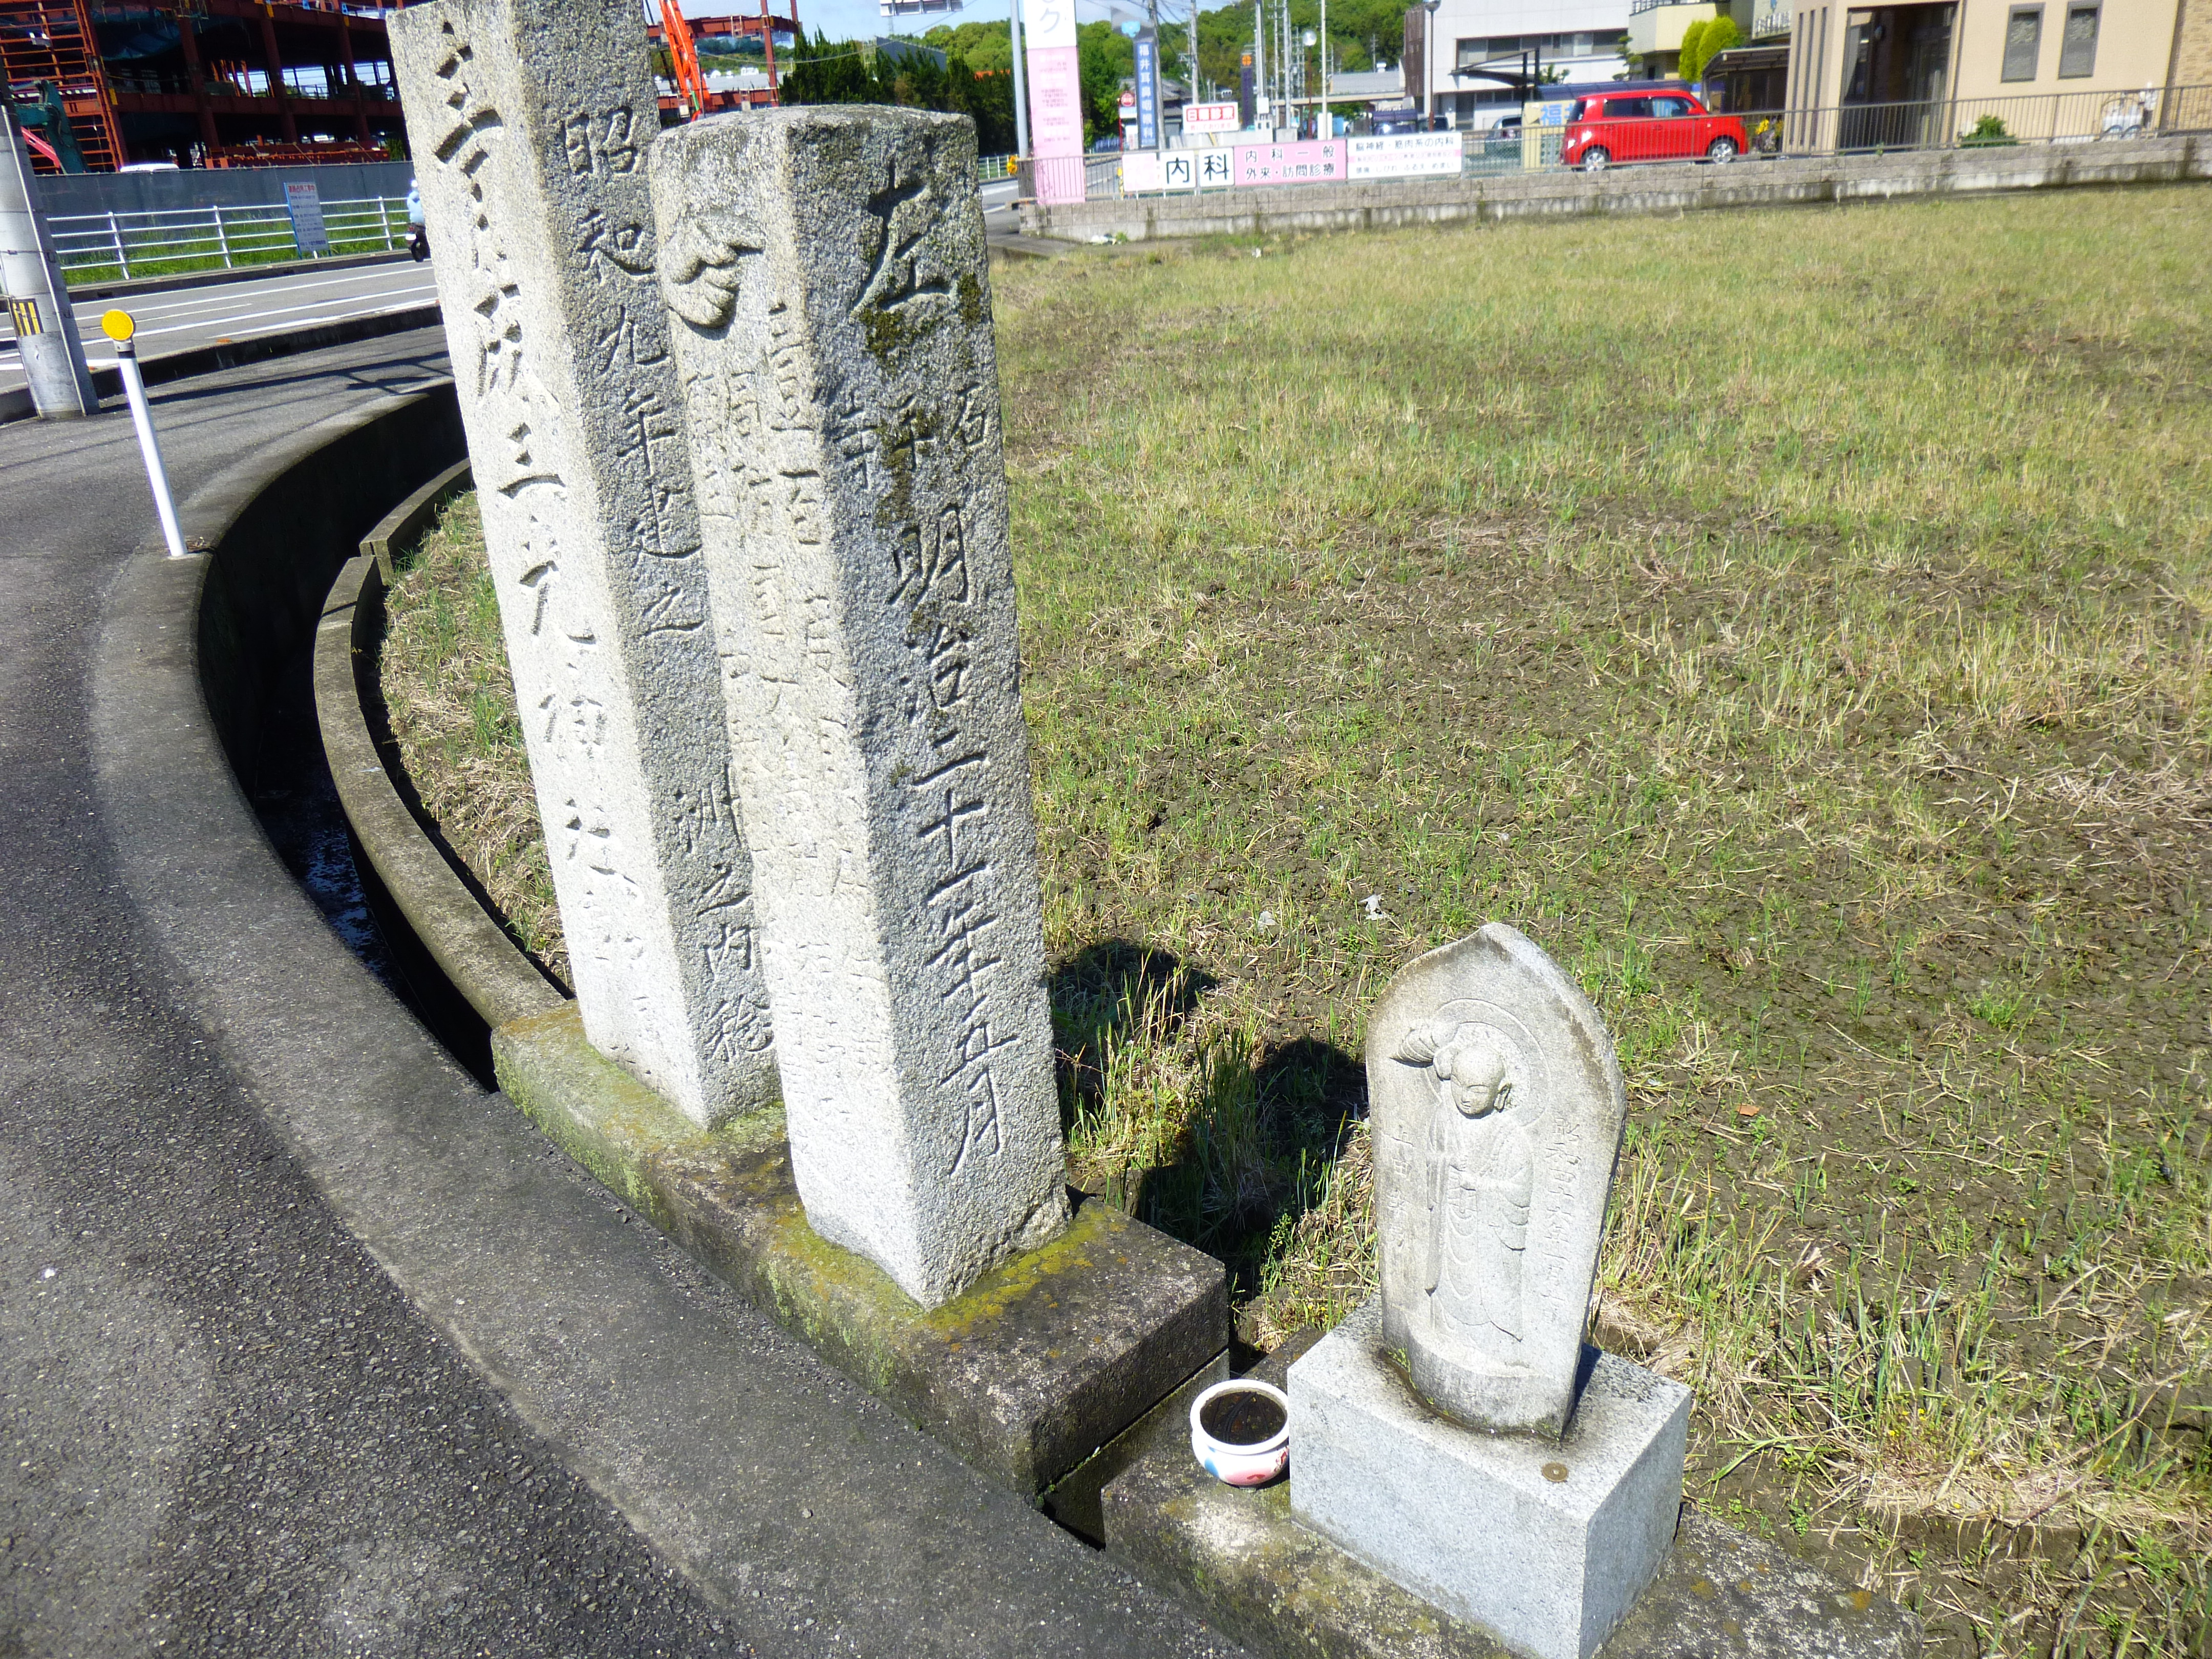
[102,310,186,558]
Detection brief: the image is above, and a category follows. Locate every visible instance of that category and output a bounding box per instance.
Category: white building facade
[1409,0,1636,125]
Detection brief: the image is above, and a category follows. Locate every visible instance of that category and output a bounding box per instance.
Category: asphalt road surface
[0,258,437,394]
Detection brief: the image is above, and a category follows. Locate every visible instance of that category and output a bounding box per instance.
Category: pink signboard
[1230,140,1345,186]
[1026,43,1085,204]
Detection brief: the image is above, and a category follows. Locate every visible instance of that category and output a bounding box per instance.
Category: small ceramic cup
[1188,1378,1291,1487]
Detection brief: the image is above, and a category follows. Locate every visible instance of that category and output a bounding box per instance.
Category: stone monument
[647,108,1069,1309]
[390,0,777,1127]
[1290,924,1691,1659]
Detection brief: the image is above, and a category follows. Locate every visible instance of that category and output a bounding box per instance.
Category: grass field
[382,185,2211,1657]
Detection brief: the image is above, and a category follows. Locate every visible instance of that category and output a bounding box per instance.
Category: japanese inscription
[392,0,776,1127]
[650,107,1067,1310]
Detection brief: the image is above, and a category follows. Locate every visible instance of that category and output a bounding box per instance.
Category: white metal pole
[1318,0,1329,134]
[1252,0,1265,127]
[1010,0,1030,160]
[112,334,187,558]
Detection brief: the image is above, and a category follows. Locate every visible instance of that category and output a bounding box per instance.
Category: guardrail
[46,196,412,284]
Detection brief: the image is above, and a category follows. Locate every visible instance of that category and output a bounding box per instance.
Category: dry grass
[989,188,2212,1655]
[375,494,568,986]
[381,186,2211,1655]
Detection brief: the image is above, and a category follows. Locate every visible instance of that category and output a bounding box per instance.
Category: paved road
[0,259,437,393]
[0,331,1242,1657]
[981,177,1022,238]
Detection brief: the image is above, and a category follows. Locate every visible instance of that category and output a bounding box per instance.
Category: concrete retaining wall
[1020,134,2207,242]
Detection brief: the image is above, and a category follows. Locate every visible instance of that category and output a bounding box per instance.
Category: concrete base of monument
[492,1001,1228,1495]
[1095,1333,1923,1659]
[1292,1300,1688,1659]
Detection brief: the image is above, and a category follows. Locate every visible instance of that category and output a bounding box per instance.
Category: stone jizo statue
[1368,924,1626,1435]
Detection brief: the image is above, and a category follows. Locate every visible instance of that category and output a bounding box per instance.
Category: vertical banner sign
[1134,29,1160,153]
[284,181,330,255]
[1024,0,1085,204]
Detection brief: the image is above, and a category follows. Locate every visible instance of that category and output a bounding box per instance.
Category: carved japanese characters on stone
[646,108,1067,1309]
[391,0,776,1128]
[1368,925,1626,1435]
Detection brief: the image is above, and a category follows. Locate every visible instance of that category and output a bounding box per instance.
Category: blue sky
[676,0,1171,48]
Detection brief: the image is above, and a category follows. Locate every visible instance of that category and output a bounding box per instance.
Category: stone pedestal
[1291,1299,1689,1659]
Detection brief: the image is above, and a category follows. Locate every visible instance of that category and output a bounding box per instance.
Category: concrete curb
[1022,133,2208,243]
[1,301,441,426]
[494,1001,1228,1496]
[65,247,414,302]
[314,541,566,1033]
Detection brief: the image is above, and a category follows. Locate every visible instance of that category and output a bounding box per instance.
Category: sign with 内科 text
[1184,99,1241,133]
[1231,139,1343,186]
[1347,131,1461,179]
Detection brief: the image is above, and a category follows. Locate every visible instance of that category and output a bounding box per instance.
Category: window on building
[2002,5,2043,80]
[2056,0,2099,75]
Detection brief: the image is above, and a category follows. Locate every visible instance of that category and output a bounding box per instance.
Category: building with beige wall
[1772,0,2207,145]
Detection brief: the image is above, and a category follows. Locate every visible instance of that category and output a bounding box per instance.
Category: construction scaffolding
[3,0,408,172]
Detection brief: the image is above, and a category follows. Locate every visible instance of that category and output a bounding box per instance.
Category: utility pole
[1252,0,1265,128]
[1187,1,1199,104]
[0,109,94,419]
[1422,0,1440,125]
[1010,0,1029,157]
[1318,0,1329,136]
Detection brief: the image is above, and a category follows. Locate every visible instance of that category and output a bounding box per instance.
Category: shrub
[1961,112,2017,146]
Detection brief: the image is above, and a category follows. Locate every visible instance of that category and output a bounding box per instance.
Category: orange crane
[652,0,709,119]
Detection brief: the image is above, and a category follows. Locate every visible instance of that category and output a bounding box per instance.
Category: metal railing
[976,153,1019,183]
[1504,81,2209,166]
[45,196,413,283]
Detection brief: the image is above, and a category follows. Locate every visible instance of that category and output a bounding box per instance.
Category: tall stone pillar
[390,0,777,1127]
[648,109,1068,1308]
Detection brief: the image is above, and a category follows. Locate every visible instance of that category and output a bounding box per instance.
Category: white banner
[1023,0,1076,53]
[1347,132,1461,180]
[1121,150,1164,192]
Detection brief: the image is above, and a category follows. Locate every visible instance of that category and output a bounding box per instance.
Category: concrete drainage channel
[303,416,1922,1658]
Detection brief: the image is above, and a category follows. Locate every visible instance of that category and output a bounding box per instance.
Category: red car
[1561,93,1749,170]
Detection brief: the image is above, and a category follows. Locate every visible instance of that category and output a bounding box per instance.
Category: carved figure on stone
[1368,925,1626,1435]
[1395,1020,1536,1364]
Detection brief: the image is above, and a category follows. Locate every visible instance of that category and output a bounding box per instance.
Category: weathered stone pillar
[648,108,1068,1308]
[390,0,776,1126]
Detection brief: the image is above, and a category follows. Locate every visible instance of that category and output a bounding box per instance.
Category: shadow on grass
[1050,938,1367,1295]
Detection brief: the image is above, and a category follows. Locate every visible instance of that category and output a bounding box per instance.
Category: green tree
[1679,15,1740,82]
[777,31,1017,154]
[1077,20,1134,142]
[1675,19,1709,81]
